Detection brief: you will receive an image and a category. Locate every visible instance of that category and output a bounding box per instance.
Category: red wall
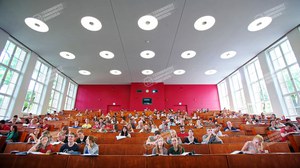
[164,85,220,112]
[75,85,130,113]
[75,83,220,113]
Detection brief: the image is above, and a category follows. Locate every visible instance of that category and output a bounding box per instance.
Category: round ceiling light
[99,50,114,59]
[140,50,155,59]
[24,17,49,32]
[79,70,91,75]
[220,51,237,59]
[138,15,158,31]
[81,16,102,31]
[173,69,186,75]
[248,16,272,32]
[110,70,122,75]
[205,69,217,75]
[141,69,153,75]
[181,50,196,59]
[59,51,76,60]
[194,16,215,31]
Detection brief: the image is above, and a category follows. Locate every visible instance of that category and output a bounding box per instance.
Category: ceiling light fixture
[220,51,237,59]
[205,69,217,75]
[24,17,49,32]
[79,70,91,75]
[140,50,155,59]
[181,50,196,59]
[99,50,114,59]
[138,15,158,31]
[110,70,122,75]
[173,69,186,75]
[81,16,102,31]
[247,16,272,32]
[141,69,153,75]
[194,16,215,31]
[59,51,76,60]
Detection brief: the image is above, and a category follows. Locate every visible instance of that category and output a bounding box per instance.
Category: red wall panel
[75,83,220,114]
[75,85,130,113]
[164,85,220,113]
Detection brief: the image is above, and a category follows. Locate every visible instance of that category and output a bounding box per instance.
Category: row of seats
[3,142,291,155]
[1,153,299,168]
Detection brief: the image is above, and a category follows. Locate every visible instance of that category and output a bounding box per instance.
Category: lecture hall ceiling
[0,0,299,84]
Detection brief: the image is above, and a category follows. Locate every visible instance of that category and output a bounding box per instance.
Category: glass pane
[285,52,297,65]
[289,64,300,91]
[0,66,6,82]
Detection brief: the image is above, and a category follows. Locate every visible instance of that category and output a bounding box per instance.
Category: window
[229,71,247,112]
[22,60,50,114]
[64,81,77,110]
[245,58,272,114]
[0,40,28,119]
[217,81,230,109]
[268,39,300,117]
[48,73,65,113]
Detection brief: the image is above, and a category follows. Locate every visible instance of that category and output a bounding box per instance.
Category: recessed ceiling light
[181,50,196,59]
[140,50,155,59]
[138,15,158,31]
[220,51,237,59]
[59,51,75,60]
[99,51,114,59]
[248,16,272,32]
[24,17,49,32]
[110,70,122,75]
[173,69,186,75]
[81,16,102,31]
[194,16,215,31]
[141,69,153,75]
[205,69,217,75]
[79,70,91,75]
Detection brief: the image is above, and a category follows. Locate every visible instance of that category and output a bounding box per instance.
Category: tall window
[48,73,65,113]
[0,40,28,119]
[229,71,247,112]
[218,81,230,109]
[268,39,300,117]
[245,58,272,114]
[64,81,77,110]
[23,60,50,114]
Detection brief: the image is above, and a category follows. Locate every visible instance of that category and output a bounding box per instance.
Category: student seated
[8,115,22,124]
[27,128,40,143]
[224,121,238,131]
[81,118,92,129]
[241,135,264,154]
[28,135,53,153]
[119,126,131,138]
[83,136,99,155]
[280,122,299,142]
[168,137,185,155]
[0,120,10,131]
[183,129,199,144]
[166,129,182,144]
[268,120,279,131]
[76,129,87,144]
[72,120,81,128]
[59,133,80,154]
[146,130,161,145]
[202,127,223,144]
[152,137,168,155]
[177,126,188,139]
[6,125,19,142]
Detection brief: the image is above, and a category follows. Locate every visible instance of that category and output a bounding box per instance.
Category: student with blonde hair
[241,135,264,154]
